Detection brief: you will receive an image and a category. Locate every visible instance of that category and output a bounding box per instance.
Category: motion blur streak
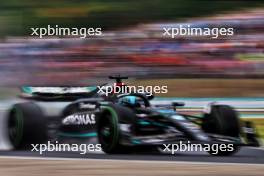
[0,157,264,176]
[0,8,263,86]
[0,2,263,175]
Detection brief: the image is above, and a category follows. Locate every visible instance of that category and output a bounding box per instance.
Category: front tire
[202,105,241,156]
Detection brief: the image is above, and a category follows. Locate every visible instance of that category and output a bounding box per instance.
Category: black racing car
[4,76,260,156]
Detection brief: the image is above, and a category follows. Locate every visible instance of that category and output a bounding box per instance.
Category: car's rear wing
[21,86,97,94]
[20,86,99,101]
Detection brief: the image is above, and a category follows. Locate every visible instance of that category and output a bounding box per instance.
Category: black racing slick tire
[97,104,135,154]
[202,105,241,156]
[7,102,48,149]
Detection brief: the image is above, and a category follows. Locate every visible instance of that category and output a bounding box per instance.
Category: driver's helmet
[119,96,137,107]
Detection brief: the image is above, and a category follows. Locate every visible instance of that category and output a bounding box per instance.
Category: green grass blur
[244,119,264,140]
[0,0,263,36]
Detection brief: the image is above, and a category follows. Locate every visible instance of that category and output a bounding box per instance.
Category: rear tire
[7,102,48,149]
[202,105,241,156]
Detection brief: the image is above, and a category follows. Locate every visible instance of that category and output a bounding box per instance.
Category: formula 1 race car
[4,76,260,156]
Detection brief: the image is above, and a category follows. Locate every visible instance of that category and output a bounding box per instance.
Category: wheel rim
[99,114,115,148]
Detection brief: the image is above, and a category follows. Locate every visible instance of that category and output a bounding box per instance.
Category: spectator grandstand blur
[0,9,263,85]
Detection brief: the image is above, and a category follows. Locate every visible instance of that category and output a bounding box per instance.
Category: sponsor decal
[62,113,96,125]
[79,102,97,109]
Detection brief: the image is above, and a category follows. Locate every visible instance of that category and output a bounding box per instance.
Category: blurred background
[0,0,263,97]
[0,1,264,167]
[0,0,263,141]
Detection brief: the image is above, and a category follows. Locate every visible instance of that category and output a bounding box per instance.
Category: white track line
[0,155,263,166]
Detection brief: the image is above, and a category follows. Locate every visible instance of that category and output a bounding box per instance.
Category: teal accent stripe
[152,121,167,127]
[58,132,97,138]
[132,139,141,144]
[86,86,97,91]
[21,86,32,94]
[138,120,151,125]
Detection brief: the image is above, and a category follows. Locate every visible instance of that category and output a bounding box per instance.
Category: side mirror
[147,94,154,100]
[172,102,185,111]
[172,102,185,107]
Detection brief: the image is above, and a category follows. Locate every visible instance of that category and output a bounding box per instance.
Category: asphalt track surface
[0,147,264,164]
